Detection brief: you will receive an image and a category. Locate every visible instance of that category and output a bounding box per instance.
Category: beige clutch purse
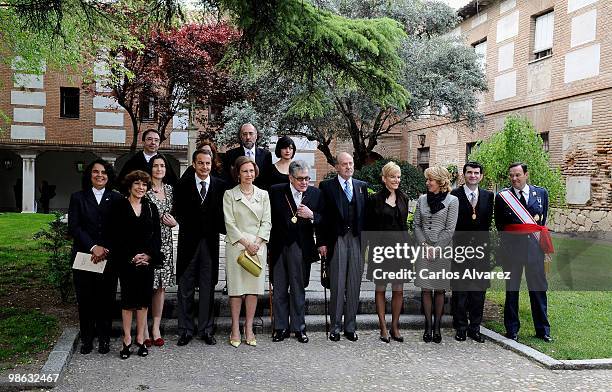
[237,250,262,277]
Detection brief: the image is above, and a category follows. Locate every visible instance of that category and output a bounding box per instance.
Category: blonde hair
[381,161,401,178]
[424,165,452,193]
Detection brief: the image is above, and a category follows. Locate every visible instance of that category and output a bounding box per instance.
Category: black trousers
[177,239,216,336]
[73,269,118,344]
[452,290,486,333]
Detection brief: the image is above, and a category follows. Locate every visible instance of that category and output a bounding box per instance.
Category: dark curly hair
[81,159,115,191]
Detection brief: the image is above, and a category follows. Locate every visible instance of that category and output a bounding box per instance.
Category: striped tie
[344,180,353,202]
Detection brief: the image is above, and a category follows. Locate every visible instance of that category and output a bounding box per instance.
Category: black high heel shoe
[380,331,391,343]
[136,342,148,357]
[390,332,404,343]
[120,342,132,359]
[423,330,432,343]
[433,330,442,344]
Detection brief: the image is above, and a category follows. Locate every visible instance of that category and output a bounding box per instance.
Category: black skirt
[119,262,154,309]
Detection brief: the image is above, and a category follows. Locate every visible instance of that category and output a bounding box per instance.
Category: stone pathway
[56,330,611,391]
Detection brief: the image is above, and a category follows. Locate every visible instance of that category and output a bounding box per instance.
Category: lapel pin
[532,191,536,196]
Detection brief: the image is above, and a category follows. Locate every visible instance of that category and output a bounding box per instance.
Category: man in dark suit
[68,159,123,354]
[223,123,273,189]
[318,152,368,342]
[269,160,324,343]
[495,162,552,343]
[450,161,494,343]
[117,129,177,189]
[174,149,226,346]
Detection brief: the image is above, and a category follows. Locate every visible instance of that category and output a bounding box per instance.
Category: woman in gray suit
[223,156,272,348]
[414,166,458,343]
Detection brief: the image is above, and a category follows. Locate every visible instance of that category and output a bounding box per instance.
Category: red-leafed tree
[93,22,241,150]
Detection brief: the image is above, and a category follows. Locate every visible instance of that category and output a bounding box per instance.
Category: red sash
[498,189,554,254]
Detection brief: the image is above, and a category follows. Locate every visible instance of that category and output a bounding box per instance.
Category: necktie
[246,150,252,159]
[294,191,301,206]
[200,181,207,202]
[470,192,477,207]
[518,190,527,208]
[344,180,353,202]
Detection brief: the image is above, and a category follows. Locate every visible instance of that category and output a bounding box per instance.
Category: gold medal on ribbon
[472,213,477,220]
[533,214,540,222]
[291,216,298,224]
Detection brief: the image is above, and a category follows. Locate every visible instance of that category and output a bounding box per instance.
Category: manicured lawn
[0,212,59,369]
[0,307,58,365]
[485,290,612,360]
[485,236,612,360]
[0,213,54,296]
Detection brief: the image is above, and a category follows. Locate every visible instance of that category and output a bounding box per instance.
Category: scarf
[426,191,448,214]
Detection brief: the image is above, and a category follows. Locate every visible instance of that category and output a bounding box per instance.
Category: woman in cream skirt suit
[223,156,272,347]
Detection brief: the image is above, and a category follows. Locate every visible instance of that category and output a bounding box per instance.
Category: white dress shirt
[143,152,156,163]
[195,173,211,200]
[512,184,530,204]
[289,183,302,206]
[463,185,479,205]
[92,187,105,205]
[243,147,256,160]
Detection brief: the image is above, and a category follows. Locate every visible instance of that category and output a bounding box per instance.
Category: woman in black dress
[68,159,123,355]
[269,135,296,185]
[366,162,410,343]
[109,170,161,359]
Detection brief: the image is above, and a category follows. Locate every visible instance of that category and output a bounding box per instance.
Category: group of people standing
[68,122,552,360]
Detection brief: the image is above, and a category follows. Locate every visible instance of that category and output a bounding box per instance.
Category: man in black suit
[68,159,123,354]
[117,129,177,189]
[318,152,368,342]
[223,123,273,189]
[269,160,324,343]
[174,149,226,346]
[450,161,494,343]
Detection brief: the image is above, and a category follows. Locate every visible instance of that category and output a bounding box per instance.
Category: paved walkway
[56,330,611,391]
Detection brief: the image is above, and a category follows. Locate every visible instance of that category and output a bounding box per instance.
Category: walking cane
[321,255,330,339]
[268,257,274,338]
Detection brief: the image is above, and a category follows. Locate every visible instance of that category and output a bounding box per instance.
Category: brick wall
[401,0,611,211]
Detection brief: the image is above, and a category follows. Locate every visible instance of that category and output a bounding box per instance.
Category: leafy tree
[219,0,487,168]
[468,115,566,206]
[91,21,239,150]
[353,158,426,199]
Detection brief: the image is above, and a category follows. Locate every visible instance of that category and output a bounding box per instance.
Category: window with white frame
[533,10,554,59]
[473,38,488,72]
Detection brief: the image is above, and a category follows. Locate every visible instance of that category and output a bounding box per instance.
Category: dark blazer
[107,197,162,268]
[494,184,549,265]
[317,176,368,259]
[223,146,273,189]
[495,185,549,229]
[174,173,226,283]
[117,151,177,188]
[451,186,494,232]
[68,188,124,274]
[450,186,494,290]
[365,188,409,231]
[269,183,324,267]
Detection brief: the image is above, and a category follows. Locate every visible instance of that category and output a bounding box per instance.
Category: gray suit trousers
[330,233,363,334]
[177,239,215,336]
[272,242,307,332]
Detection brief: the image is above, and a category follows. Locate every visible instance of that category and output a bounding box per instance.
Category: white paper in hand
[72,252,106,273]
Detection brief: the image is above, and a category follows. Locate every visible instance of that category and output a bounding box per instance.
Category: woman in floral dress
[144,154,177,347]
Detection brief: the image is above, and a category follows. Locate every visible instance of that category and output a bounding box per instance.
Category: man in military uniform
[494,162,552,343]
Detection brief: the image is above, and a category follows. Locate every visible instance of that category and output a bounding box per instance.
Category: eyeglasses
[145,137,160,142]
[293,176,311,182]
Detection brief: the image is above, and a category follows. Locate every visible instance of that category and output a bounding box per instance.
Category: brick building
[0,60,320,212]
[386,0,611,232]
